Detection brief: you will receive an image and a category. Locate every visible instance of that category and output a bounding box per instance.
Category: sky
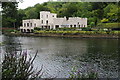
[18,0,49,9]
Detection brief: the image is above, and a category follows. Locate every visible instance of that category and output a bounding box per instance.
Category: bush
[97,23,119,28]
[81,27,92,31]
[101,18,109,23]
[90,22,95,27]
[2,50,43,80]
[34,27,42,30]
[69,67,98,79]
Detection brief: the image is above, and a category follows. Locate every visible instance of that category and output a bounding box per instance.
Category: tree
[2,2,18,28]
[17,9,26,27]
[104,3,118,22]
[25,8,38,19]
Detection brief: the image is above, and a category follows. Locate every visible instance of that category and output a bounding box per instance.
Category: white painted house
[20,11,87,32]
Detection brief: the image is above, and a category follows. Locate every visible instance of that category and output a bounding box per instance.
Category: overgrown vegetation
[34,30,120,35]
[2,50,43,80]
[68,67,98,79]
[1,2,120,28]
[2,50,99,79]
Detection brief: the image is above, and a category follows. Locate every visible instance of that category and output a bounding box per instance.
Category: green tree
[17,9,26,27]
[104,3,118,22]
[25,8,38,19]
[2,2,18,28]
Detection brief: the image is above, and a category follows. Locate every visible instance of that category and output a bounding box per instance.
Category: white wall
[40,11,57,26]
[22,19,40,28]
[53,17,87,29]
[20,11,87,31]
[53,17,66,29]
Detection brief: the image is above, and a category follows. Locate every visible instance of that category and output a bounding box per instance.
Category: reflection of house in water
[20,11,87,33]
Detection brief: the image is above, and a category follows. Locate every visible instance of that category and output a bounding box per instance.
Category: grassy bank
[97,23,119,28]
[4,31,119,39]
[34,30,120,35]
[2,27,120,39]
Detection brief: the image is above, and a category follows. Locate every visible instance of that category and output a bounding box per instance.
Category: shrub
[2,50,43,80]
[69,67,98,79]
[97,23,119,28]
[34,27,42,30]
[90,22,95,27]
[81,27,92,31]
[101,18,109,23]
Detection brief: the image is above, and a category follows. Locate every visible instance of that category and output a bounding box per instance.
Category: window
[79,25,81,28]
[74,25,76,28]
[27,23,29,27]
[48,26,50,29]
[24,29,26,32]
[55,25,59,29]
[34,24,36,27]
[46,20,48,24]
[41,20,43,24]
[70,25,72,28]
[24,23,26,27]
[30,23,32,27]
[21,29,23,32]
[53,15,54,17]
[27,29,30,33]
[84,25,86,27]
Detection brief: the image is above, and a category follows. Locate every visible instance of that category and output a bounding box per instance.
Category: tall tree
[2,2,18,28]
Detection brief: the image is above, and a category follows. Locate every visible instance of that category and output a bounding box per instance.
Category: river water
[1,35,119,78]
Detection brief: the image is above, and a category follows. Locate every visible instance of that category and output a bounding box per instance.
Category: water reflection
[2,35,119,78]
[2,35,22,53]
[82,39,118,78]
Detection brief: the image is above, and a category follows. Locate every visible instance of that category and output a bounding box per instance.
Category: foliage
[58,27,77,31]
[32,2,118,26]
[68,67,98,79]
[101,18,109,23]
[34,30,120,35]
[2,50,43,80]
[2,29,16,33]
[2,2,18,28]
[25,8,38,19]
[34,27,42,30]
[97,23,119,28]
[89,22,95,27]
[81,27,92,31]
[103,3,119,22]
[2,2,120,28]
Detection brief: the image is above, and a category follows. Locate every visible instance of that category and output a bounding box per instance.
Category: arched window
[74,25,76,28]
[34,24,36,27]
[24,29,26,33]
[46,20,48,24]
[27,23,29,27]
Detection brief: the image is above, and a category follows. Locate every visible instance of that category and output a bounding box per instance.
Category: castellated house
[20,11,87,32]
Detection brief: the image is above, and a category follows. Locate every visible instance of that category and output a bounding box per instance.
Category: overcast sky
[18,0,49,9]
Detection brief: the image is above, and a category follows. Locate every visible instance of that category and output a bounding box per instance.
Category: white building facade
[20,11,87,32]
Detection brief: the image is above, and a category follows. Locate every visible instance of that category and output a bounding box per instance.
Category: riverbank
[4,32,119,39]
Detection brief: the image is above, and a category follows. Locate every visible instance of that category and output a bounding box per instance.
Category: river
[1,35,119,78]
